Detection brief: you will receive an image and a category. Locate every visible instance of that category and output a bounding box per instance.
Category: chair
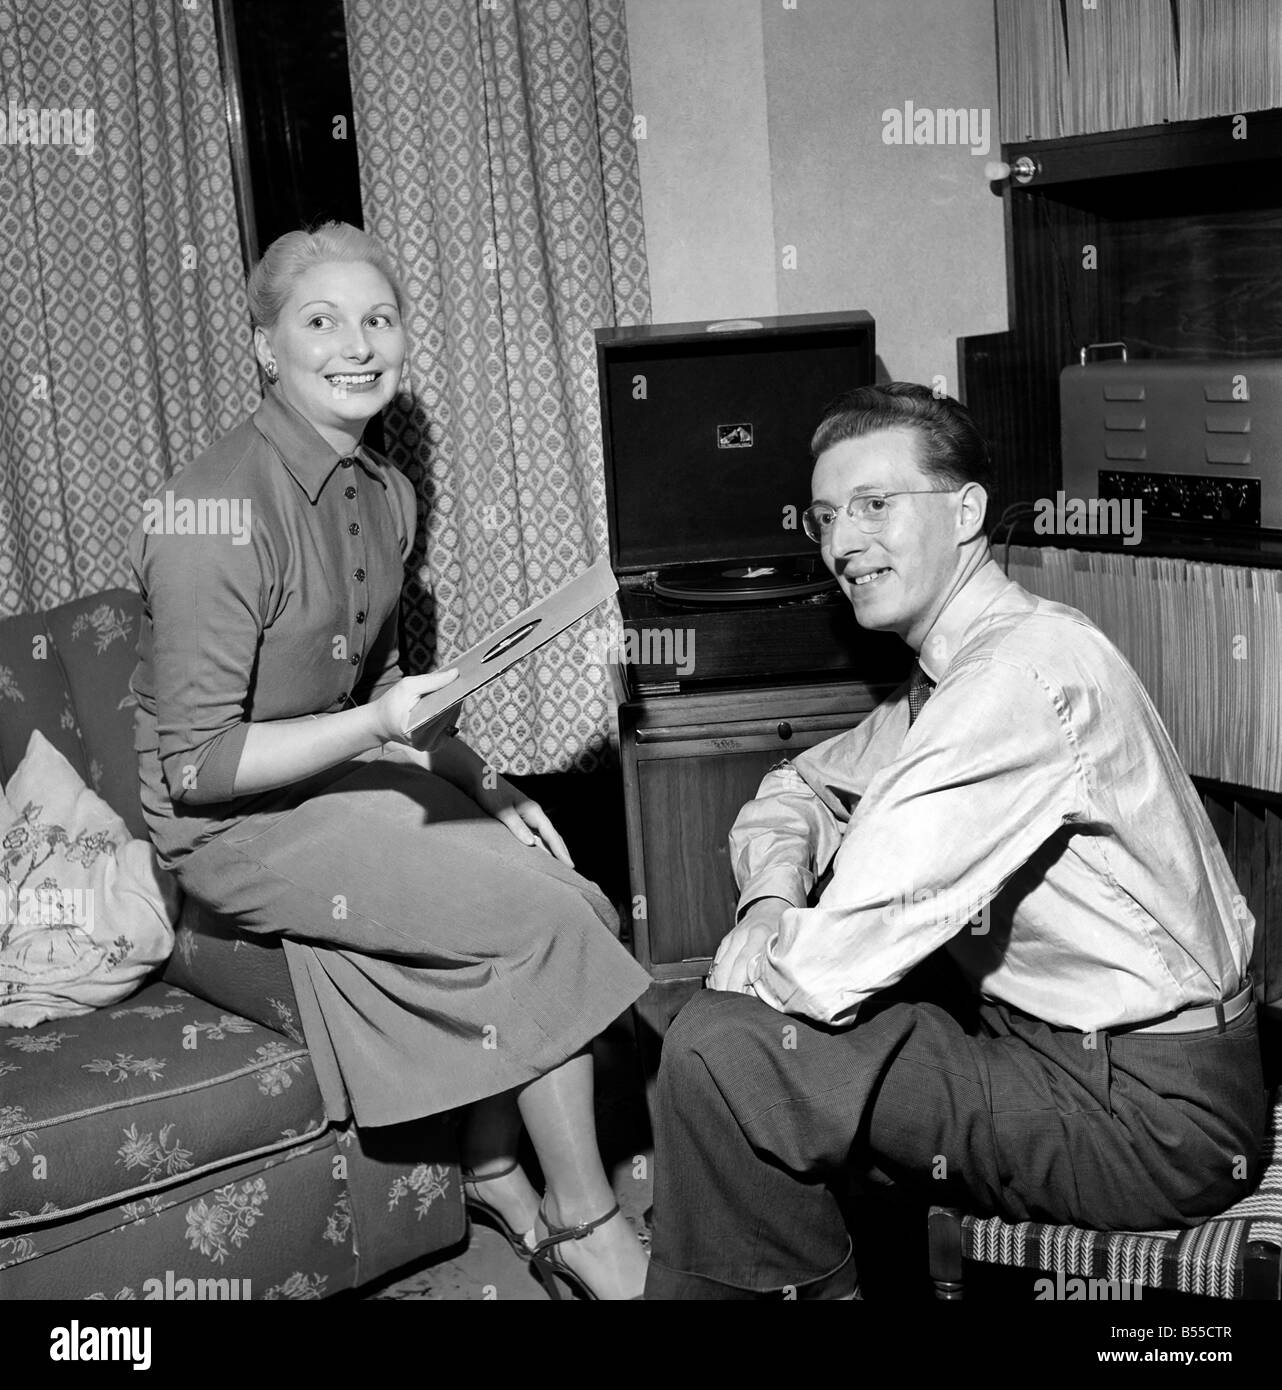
[928,1086,1282,1301]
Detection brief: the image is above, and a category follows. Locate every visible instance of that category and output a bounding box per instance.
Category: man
[644,383,1266,1300]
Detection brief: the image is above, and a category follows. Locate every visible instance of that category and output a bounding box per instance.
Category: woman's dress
[128,390,650,1124]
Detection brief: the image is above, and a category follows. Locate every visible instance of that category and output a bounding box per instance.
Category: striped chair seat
[930,1090,1282,1300]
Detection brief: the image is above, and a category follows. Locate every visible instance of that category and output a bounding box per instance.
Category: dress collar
[251,388,388,503]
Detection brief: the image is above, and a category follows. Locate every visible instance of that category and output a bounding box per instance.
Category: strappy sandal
[461,1161,536,1263]
[529,1200,643,1301]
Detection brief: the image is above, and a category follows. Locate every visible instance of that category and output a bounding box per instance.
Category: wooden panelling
[1266,804,1282,1029]
[960,118,1282,534]
[1197,780,1282,1010]
[618,679,888,983]
[635,748,784,965]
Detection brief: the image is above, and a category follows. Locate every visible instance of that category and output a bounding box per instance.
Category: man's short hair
[810,382,994,493]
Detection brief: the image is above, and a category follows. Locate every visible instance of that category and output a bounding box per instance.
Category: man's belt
[1113,980,1254,1037]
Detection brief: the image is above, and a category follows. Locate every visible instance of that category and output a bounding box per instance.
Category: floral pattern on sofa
[10,1139,357,1300]
[0,978,325,1224]
[0,587,466,1297]
[1,1119,462,1298]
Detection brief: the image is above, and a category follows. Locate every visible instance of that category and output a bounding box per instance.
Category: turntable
[595,310,909,695]
[653,560,837,605]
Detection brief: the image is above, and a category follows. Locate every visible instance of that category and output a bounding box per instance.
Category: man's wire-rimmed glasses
[802,488,961,543]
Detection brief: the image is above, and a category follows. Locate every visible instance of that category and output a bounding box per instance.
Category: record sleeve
[405,557,618,738]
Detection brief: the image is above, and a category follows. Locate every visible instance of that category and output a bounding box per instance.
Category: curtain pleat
[0,0,258,616]
[345,0,650,773]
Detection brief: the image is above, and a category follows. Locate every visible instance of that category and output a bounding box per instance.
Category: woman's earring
[264,360,279,385]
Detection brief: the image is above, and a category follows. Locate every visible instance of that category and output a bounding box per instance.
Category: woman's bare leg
[517,1048,648,1300]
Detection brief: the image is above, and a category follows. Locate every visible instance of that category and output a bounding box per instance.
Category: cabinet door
[635,746,787,967]
[629,703,875,976]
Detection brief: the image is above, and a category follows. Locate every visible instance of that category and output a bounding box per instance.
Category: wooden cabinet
[961,107,1282,557]
[618,677,895,1046]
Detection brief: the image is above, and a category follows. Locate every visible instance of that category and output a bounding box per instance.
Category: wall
[624,0,1009,389]
[622,0,779,322]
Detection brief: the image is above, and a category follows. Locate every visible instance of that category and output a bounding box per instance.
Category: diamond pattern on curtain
[345,0,650,774]
[0,0,259,617]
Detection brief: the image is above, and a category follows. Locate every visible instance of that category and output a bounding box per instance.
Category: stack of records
[996,0,1279,142]
[1062,0,1178,134]
[996,0,1068,142]
[1176,0,1282,121]
[1009,546,1282,795]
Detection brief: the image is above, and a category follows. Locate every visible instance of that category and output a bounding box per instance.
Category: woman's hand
[371,670,460,749]
[471,771,574,867]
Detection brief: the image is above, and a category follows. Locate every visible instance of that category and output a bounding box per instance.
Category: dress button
[345,486,356,499]
[349,655,359,666]
[354,568,365,582]
[348,522,360,536]
[355,611,366,624]
[340,457,354,469]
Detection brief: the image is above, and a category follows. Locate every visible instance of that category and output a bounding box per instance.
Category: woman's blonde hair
[247,221,405,329]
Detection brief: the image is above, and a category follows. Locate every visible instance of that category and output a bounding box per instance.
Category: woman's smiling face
[256,259,406,448]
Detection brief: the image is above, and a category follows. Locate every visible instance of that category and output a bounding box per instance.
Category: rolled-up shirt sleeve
[134,526,264,805]
[750,656,1085,1025]
[729,696,898,916]
[730,761,847,916]
[729,761,842,914]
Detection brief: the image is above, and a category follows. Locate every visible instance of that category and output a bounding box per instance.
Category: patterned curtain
[0,0,259,616]
[345,0,650,774]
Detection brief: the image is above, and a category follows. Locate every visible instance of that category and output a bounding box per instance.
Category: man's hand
[707,897,789,994]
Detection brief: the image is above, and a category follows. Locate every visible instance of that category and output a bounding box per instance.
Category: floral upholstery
[163,898,299,1035]
[0,590,147,842]
[1,1121,463,1300]
[1,1100,464,1299]
[0,977,324,1225]
[0,589,465,1297]
[2,1141,354,1300]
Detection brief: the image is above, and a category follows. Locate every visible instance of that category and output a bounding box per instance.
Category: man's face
[810,427,964,647]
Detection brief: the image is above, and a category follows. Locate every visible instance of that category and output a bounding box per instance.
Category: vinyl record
[653,563,837,604]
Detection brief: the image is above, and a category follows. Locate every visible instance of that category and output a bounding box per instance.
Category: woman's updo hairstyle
[247,221,406,330]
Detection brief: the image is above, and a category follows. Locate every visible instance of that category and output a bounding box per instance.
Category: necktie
[907,663,936,726]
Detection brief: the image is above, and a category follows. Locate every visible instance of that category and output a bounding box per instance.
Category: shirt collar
[252,388,388,503]
[916,558,1016,682]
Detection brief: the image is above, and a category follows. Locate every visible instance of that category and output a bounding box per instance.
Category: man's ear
[957,481,988,543]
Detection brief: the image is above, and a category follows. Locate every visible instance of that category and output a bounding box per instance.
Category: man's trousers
[644,969,1266,1299]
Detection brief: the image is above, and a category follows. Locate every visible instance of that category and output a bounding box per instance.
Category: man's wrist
[738,894,795,923]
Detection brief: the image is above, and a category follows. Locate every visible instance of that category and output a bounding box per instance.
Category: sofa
[0,588,465,1299]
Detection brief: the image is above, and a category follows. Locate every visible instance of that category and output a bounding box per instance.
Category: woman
[128,222,652,1300]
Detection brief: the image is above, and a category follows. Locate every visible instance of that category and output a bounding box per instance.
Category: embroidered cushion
[0,732,179,1028]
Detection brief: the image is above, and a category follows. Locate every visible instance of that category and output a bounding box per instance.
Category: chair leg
[928,1205,965,1300]
[1244,1240,1281,1300]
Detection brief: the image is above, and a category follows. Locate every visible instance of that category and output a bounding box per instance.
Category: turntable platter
[652,564,838,604]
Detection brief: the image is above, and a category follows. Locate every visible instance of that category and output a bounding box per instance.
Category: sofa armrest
[161,897,304,1042]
